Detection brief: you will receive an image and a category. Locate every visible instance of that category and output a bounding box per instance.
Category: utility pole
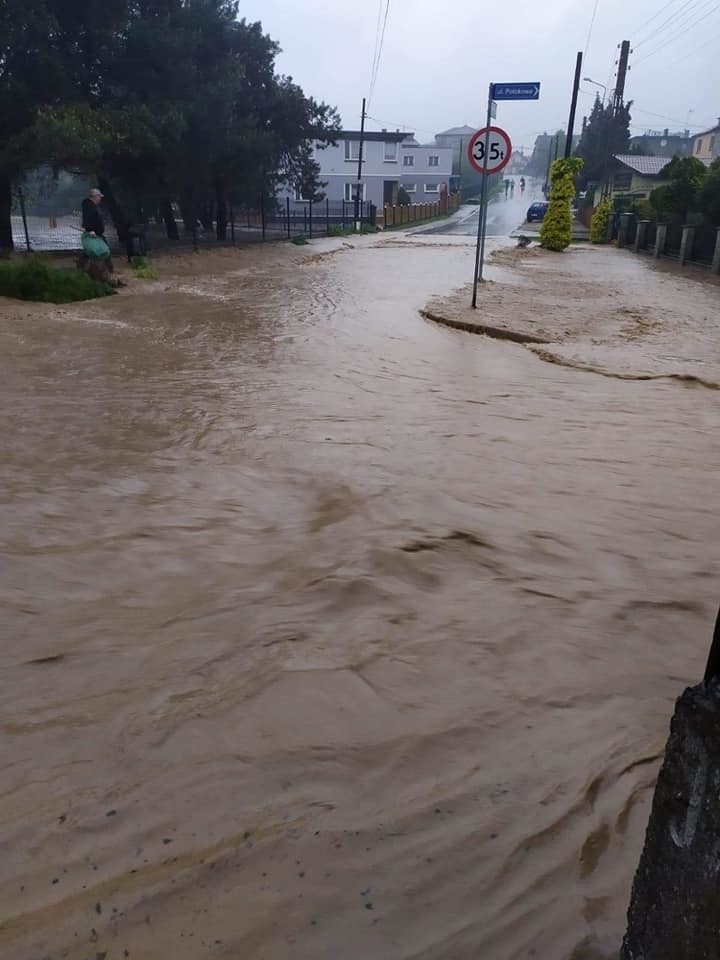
[601,40,630,200]
[565,51,583,158]
[613,41,631,117]
[355,97,366,230]
[545,134,554,197]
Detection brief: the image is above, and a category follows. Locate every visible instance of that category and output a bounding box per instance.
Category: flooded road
[1,235,718,960]
[417,176,542,237]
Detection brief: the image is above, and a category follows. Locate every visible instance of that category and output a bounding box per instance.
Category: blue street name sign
[491,82,540,101]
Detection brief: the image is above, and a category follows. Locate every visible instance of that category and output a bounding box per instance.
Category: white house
[284,130,453,211]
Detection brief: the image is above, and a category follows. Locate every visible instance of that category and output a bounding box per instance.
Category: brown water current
[1,235,719,959]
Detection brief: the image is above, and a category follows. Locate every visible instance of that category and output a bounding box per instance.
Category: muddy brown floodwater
[1,234,719,960]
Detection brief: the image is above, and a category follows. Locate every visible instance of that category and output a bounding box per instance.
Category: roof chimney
[663,128,668,137]
[381,127,387,133]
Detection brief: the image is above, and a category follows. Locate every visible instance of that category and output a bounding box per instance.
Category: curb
[420,310,551,345]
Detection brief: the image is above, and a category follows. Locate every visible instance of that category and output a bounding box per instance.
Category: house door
[383,180,398,205]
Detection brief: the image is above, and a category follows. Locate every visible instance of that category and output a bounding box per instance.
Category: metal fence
[11,187,377,257]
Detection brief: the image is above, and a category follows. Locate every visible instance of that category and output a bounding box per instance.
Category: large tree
[0,0,339,249]
[575,95,632,189]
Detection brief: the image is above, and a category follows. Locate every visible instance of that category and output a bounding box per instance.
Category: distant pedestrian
[520,176,526,194]
[510,180,515,197]
[504,179,510,198]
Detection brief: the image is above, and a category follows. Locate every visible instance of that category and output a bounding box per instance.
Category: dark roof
[436,125,476,137]
[614,154,670,176]
[343,130,412,142]
[694,123,720,138]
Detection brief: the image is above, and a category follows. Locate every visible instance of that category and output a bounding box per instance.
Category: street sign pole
[472,83,494,308]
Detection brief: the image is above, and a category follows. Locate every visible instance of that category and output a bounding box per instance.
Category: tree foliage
[575,96,632,187]
[650,156,709,223]
[0,0,340,249]
[699,159,720,226]
[590,198,612,243]
[540,157,583,252]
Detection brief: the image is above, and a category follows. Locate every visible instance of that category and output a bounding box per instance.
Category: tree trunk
[161,198,179,240]
[179,191,195,233]
[198,202,213,232]
[97,175,129,245]
[0,175,14,253]
[215,181,228,241]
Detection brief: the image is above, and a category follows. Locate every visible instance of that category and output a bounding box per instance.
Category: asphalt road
[418,176,544,237]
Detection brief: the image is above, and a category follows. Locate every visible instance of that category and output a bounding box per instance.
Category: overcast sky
[241,0,719,152]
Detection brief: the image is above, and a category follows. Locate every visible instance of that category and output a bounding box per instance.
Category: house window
[403,155,414,167]
[344,139,362,161]
[428,155,440,167]
[344,183,366,202]
[384,141,398,162]
[403,183,416,193]
[424,183,439,193]
[696,138,703,154]
[711,135,716,152]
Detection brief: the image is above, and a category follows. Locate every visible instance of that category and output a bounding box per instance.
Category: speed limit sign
[467,126,512,175]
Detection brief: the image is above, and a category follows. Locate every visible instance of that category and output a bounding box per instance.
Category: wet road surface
[417,176,542,237]
[1,235,717,960]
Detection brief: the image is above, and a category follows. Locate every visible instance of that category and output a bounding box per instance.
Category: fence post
[309,200,313,238]
[712,227,720,275]
[229,202,236,246]
[617,212,632,248]
[342,200,346,230]
[634,219,649,253]
[17,187,31,251]
[326,198,330,236]
[286,197,291,240]
[679,224,695,266]
[654,223,668,259]
[260,193,266,242]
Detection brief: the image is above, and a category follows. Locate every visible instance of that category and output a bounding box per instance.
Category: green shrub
[291,234,308,245]
[631,198,654,221]
[540,156,584,252]
[590,199,612,243]
[130,256,159,280]
[0,256,115,302]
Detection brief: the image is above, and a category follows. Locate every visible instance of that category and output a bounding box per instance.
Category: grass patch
[0,256,115,303]
[291,235,308,245]
[328,224,377,237]
[130,256,159,280]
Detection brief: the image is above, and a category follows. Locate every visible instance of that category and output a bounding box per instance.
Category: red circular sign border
[466,126,512,175]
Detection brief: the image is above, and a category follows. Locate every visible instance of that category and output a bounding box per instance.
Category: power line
[633,2,719,64]
[630,0,680,38]
[368,0,391,107]
[635,0,716,48]
[367,0,384,105]
[584,0,601,57]
[661,27,720,67]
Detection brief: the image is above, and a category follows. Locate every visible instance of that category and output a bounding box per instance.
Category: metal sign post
[472,86,494,308]
[470,81,541,308]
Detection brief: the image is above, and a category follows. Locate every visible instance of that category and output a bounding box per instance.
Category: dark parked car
[526,201,549,222]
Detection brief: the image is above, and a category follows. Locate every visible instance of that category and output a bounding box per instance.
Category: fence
[10,186,377,257]
[380,192,461,228]
[614,211,720,274]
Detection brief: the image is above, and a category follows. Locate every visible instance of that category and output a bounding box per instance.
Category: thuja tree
[540,156,584,252]
[590,198,612,243]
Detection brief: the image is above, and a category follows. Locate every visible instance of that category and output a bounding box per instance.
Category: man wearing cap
[82,187,105,238]
[80,187,113,269]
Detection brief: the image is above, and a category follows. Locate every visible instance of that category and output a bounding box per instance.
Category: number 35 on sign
[467,126,512,175]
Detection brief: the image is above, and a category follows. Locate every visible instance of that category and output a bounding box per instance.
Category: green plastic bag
[81,232,111,260]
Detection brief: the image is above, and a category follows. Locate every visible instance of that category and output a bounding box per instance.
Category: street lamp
[583,77,607,104]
